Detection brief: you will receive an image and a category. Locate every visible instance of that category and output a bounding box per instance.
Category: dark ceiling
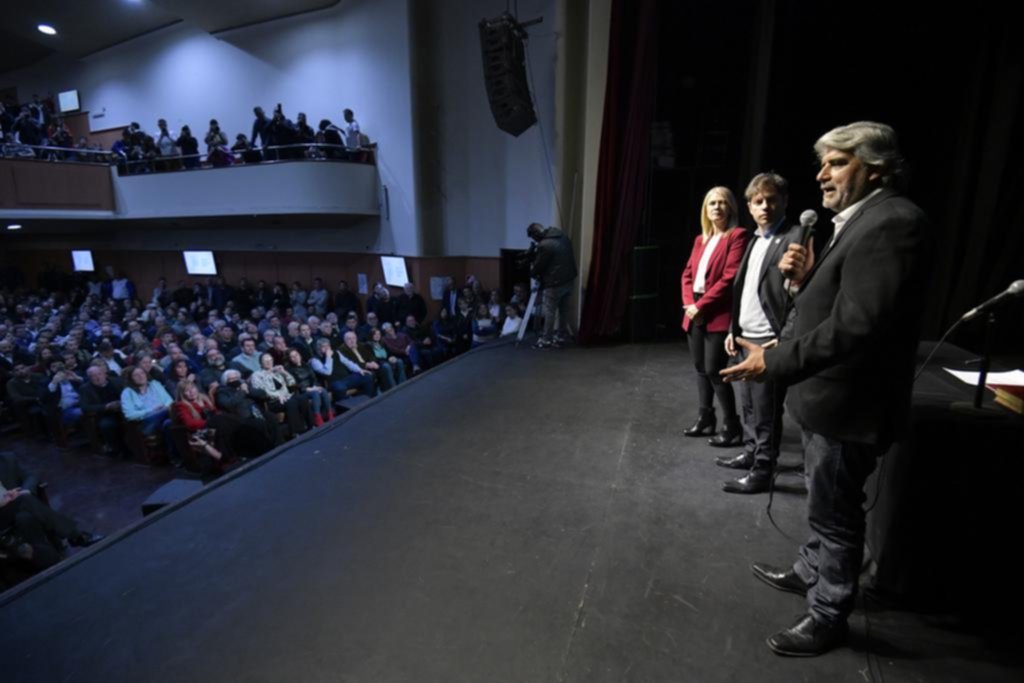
[0,0,339,76]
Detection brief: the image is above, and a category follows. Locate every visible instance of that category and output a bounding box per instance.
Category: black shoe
[751,562,809,596]
[683,410,716,437]
[708,417,742,447]
[767,614,848,657]
[69,532,105,548]
[716,452,754,469]
[723,468,773,494]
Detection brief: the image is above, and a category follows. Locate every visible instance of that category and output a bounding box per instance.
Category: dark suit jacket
[730,222,803,339]
[0,453,39,494]
[764,189,930,446]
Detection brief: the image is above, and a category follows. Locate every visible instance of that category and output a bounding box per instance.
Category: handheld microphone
[798,209,818,246]
[961,280,1024,322]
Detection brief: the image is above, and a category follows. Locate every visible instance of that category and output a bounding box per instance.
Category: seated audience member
[5,364,48,431]
[199,349,228,392]
[367,287,397,326]
[291,323,318,361]
[231,336,261,377]
[501,304,523,337]
[45,359,83,429]
[249,352,312,436]
[318,320,341,348]
[120,365,174,458]
[284,348,332,426]
[173,380,267,467]
[339,330,394,392]
[94,341,126,376]
[401,315,443,369]
[357,312,380,342]
[78,365,124,456]
[268,335,291,366]
[163,358,195,397]
[381,322,421,374]
[1,454,103,572]
[136,353,166,384]
[368,327,406,386]
[471,303,498,348]
[309,337,376,402]
[215,369,282,446]
[257,329,277,353]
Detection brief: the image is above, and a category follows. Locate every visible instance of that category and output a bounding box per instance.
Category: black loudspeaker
[629,246,659,342]
[479,14,537,137]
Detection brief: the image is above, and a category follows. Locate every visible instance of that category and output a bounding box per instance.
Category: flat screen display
[58,89,80,113]
[380,256,409,288]
[183,251,218,276]
[71,250,95,272]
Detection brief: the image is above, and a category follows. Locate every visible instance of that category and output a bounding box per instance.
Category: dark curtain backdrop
[578,0,658,344]
[925,28,1024,351]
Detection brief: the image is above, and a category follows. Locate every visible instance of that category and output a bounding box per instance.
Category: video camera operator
[526,223,578,348]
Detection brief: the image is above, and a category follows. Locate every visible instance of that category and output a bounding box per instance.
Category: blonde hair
[699,186,739,237]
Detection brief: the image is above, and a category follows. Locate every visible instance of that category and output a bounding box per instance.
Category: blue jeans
[793,431,881,625]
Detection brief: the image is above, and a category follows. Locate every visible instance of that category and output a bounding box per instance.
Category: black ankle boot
[709,416,742,447]
[683,409,716,437]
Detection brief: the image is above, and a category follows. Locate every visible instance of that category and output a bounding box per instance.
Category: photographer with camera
[525,223,578,348]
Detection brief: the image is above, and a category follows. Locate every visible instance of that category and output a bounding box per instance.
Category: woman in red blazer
[680,186,749,445]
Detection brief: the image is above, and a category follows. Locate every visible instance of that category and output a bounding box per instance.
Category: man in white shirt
[719,173,809,494]
[342,109,361,149]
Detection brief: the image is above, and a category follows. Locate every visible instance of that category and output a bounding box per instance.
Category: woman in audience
[368,327,406,386]
[680,185,747,446]
[471,303,498,348]
[121,365,175,458]
[488,289,504,321]
[164,357,194,397]
[501,304,522,337]
[173,379,270,463]
[284,348,332,426]
[249,352,312,436]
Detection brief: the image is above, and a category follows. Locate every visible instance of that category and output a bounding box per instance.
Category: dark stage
[1,342,1020,682]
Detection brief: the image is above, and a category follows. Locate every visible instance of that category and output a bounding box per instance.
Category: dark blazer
[730,222,803,339]
[681,228,749,333]
[764,189,930,446]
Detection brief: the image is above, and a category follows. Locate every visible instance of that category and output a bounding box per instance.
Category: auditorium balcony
[0,147,380,223]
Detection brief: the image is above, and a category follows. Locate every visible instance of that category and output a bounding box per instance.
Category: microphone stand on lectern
[950,311,1010,420]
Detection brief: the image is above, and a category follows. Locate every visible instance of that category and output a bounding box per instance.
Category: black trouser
[735,337,786,469]
[687,322,737,419]
[0,494,78,569]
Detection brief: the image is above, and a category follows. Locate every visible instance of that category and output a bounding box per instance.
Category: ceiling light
[38,24,57,36]
[7,224,23,230]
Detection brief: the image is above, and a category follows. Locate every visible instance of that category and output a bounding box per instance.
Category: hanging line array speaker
[479,13,538,137]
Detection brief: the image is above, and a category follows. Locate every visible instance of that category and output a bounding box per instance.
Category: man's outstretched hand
[720,337,772,383]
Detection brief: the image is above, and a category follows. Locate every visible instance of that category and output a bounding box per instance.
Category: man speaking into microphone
[722,122,930,656]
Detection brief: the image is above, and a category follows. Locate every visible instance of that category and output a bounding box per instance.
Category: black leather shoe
[683,410,716,437]
[69,532,105,548]
[715,452,754,469]
[708,417,742,447]
[751,562,809,596]
[767,614,848,656]
[723,468,772,494]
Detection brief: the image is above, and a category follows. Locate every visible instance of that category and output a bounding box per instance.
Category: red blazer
[680,227,749,333]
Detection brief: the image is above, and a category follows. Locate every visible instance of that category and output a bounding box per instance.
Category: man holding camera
[526,223,578,348]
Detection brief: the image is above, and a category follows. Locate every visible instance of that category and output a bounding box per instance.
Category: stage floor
[1,342,1020,682]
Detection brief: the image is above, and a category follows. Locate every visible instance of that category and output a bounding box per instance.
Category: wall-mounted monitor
[71,250,95,272]
[380,255,409,287]
[58,89,80,114]
[183,251,217,276]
